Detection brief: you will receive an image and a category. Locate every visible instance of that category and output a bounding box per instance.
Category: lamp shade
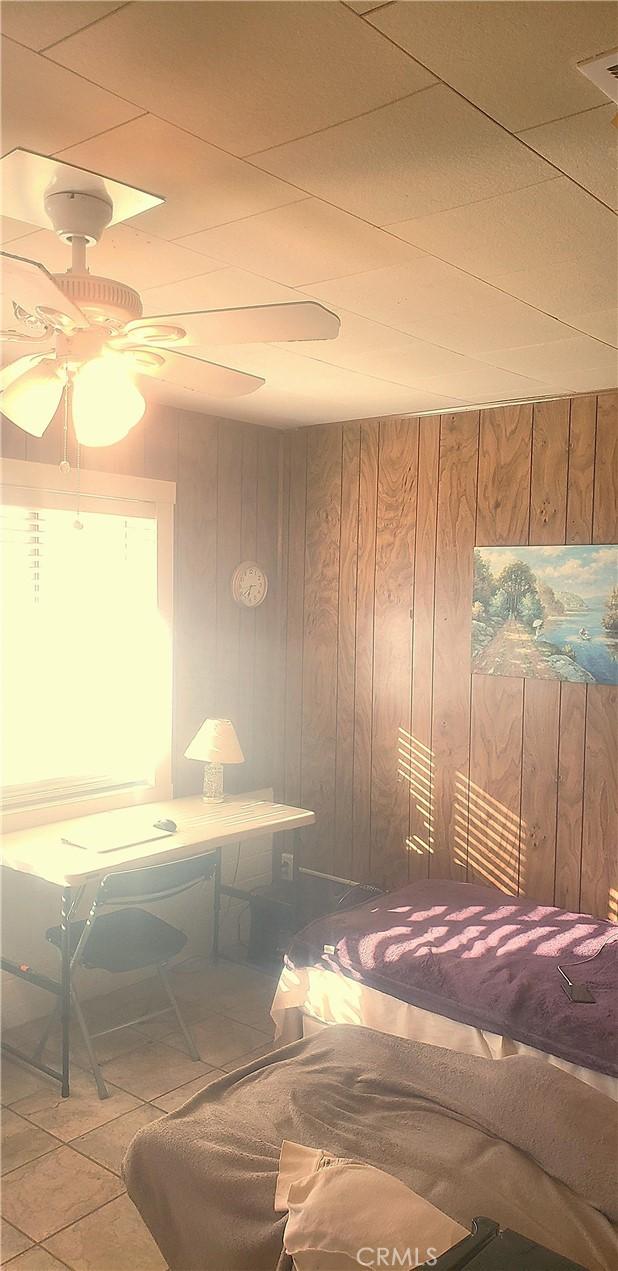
[184,718,244,765]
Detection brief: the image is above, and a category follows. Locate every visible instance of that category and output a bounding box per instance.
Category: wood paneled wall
[279,393,617,922]
[0,404,285,798]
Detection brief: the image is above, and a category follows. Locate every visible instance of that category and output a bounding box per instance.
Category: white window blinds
[1,498,169,810]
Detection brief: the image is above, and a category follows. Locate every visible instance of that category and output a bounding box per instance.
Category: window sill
[1,781,173,835]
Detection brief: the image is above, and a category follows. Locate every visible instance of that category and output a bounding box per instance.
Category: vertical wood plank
[173,415,218,794]
[408,416,439,880]
[467,676,523,895]
[253,429,281,793]
[470,403,533,891]
[371,417,418,890]
[215,421,243,732]
[352,420,378,883]
[431,411,479,880]
[283,431,307,811]
[235,427,258,790]
[555,683,586,912]
[476,405,532,546]
[1,416,27,459]
[334,424,360,881]
[520,679,561,903]
[300,425,342,870]
[581,686,617,921]
[566,396,596,544]
[593,391,618,543]
[143,406,179,482]
[530,399,570,544]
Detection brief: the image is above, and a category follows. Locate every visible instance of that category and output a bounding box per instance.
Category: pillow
[275,1141,467,1271]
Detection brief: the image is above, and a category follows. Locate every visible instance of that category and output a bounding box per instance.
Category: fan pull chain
[59,380,71,475]
[74,440,83,531]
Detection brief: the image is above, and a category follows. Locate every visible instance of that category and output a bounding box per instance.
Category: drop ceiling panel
[58,116,306,241]
[141,267,300,321]
[0,37,141,155]
[567,308,618,348]
[388,179,617,281]
[477,335,618,386]
[255,86,555,225]
[178,199,423,287]
[4,226,222,295]
[520,105,618,212]
[307,256,530,329]
[493,253,618,327]
[0,2,126,51]
[299,334,489,387]
[367,1,618,131]
[417,366,552,402]
[47,0,435,156]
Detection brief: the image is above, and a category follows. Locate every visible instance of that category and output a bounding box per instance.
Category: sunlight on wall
[609,888,618,924]
[398,730,434,856]
[397,729,524,894]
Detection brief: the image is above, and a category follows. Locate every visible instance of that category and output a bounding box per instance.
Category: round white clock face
[231,561,268,608]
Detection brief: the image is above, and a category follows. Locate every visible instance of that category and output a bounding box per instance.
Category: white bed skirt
[271,963,617,1102]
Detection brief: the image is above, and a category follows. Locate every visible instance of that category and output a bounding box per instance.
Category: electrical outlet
[280,852,294,881]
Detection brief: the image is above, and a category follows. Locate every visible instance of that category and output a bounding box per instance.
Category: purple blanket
[286,880,618,1077]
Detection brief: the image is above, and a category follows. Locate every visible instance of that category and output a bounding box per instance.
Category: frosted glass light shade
[0,361,65,436]
[72,355,145,446]
[184,718,244,765]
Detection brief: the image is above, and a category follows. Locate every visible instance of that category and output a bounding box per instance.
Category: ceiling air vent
[577,50,618,105]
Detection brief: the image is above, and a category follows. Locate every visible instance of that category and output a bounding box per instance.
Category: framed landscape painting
[471,545,618,684]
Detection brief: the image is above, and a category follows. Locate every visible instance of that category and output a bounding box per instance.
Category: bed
[271,879,618,1099]
[124,1025,618,1271]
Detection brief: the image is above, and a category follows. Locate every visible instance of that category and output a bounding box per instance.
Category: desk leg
[60,886,71,1098]
[212,848,222,963]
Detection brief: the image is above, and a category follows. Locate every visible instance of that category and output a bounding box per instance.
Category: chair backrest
[99,851,217,905]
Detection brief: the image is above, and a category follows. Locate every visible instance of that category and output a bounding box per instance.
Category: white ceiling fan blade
[0,358,65,437]
[129,346,264,398]
[1,250,88,338]
[119,301,341,349]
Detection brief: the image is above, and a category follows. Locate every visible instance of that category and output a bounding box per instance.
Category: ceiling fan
[0,163,340,447]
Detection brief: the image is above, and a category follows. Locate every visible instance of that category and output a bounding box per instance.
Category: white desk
[1,794,315,1096]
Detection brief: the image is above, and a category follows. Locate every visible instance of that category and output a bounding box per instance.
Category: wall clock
[231,560,268,608]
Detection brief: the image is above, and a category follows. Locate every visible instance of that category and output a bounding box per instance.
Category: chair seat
[46,907,187,973]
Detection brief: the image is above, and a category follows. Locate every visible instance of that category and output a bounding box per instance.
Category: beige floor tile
[1,1248,68,1270]
[214,990,276,1035]
[163,1013,268,1068]
[0,1218,32,1264]
[3,1018,146,1070]
[83,977,168,1031]
[1,1110,58,1176]
[9,1067,141,1143]
[44,1194,166,1271]
[1,1146,123,1242]
[151,1070,225,1113]
[71,1105,162,1176]
[1,1059,57,1108]
[99,1043,211,1101]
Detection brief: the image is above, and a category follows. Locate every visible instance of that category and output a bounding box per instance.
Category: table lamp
[184,718,245,802]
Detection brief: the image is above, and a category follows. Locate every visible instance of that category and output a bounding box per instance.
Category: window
[1,460,174,824]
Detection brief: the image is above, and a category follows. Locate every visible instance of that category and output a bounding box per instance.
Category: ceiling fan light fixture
[72,355,146,447]
[0,359,65,437]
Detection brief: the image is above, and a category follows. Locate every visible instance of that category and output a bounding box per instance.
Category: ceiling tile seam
[517,101,618,135]
[38,2,133,54]
[241,81,439,160]
[345,5,618,217]
[51,111,152,170]
[169,196,312,242]
[378,174,562,229]
[341,2,396,15]
[2,31,149,120]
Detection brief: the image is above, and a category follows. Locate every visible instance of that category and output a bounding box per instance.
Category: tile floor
[1,959,280,1270]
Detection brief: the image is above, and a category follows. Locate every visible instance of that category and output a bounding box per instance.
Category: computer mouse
[154,818,177,832]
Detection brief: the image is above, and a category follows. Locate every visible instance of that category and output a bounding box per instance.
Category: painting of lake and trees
[472,545,618,684]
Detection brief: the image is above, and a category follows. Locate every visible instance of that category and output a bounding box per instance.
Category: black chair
[42,852,217,1099]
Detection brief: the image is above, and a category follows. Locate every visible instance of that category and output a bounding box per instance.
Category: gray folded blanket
[124,1026,618,1271]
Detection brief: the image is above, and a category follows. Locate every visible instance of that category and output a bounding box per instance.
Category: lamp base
[202,761,224,803]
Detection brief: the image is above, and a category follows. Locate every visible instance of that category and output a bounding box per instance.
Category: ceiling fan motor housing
[44,189,113,245]
[52,272,143,329]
